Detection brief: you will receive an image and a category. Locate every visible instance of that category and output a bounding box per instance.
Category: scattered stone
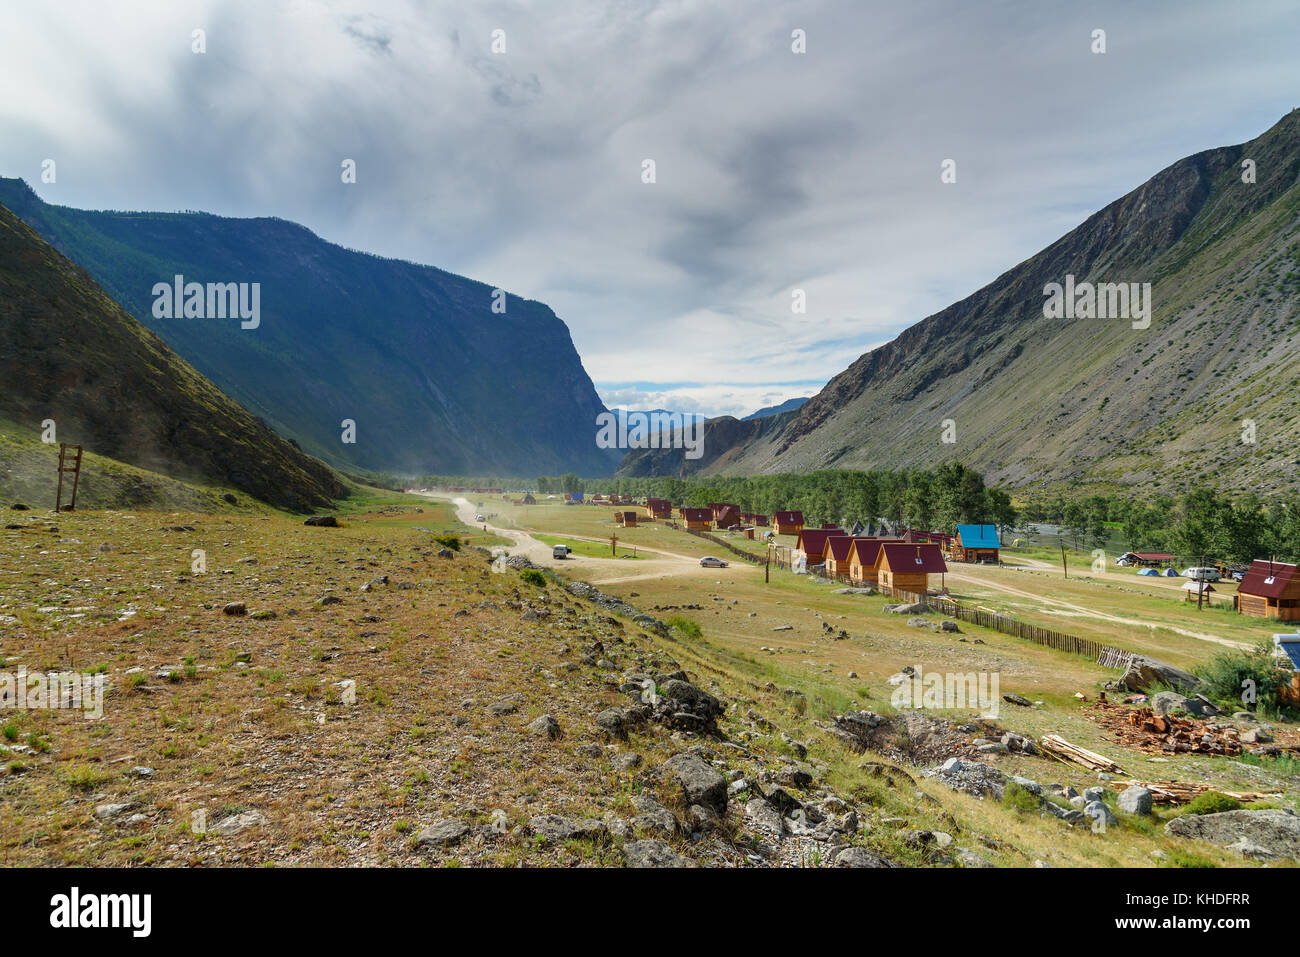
[527,814,606,844]
[415,819,469,848]
[663,753,728,814]
[623,839,692,868]
[833,846,894,868]
[208,809,267,837]
[222,601,247,616]
[526,714,561,740]
[630,794,678,837]
[1117,786,1153,816]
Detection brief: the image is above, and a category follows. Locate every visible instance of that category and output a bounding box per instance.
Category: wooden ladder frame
[56,443,83,512]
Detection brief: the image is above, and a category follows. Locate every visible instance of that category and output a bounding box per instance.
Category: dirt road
[431,494,751,586]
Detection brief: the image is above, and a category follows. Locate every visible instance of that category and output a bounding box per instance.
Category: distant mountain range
[742,397,809,421]
[0,200,344,511]
[0,178,618,478]
[617,110,1300,494]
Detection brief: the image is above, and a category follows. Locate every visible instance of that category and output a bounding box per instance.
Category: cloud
[2,0,1299,415]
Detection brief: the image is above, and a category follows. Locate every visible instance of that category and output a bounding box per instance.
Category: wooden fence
[874,582,1131,670]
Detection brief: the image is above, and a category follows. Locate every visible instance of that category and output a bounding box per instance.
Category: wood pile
[1039,734,1125,773]
[1116,780,1280,805]
[1095,704,1244,756]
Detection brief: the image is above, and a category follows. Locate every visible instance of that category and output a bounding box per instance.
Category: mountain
[0,179,617,478]
[742,397,809,421]
[619,110,1300,493]
[0,200,345,511]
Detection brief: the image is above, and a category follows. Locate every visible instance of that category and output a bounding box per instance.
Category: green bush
[1001,782,1042,812]
[519,569,546,587]
[433,534,462,551]
[1183,792,1241,815]
[666,615,702,640]
[1192,640,1294,717]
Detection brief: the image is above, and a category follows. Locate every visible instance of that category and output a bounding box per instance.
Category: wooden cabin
[616,510,638,527]
[645,497,672,519]
[712,503,742,529]
[953,524,1000,563]
[846,539,889,584]
[742,513,769,527]
[680,507,713,531]
[822,536,855,577]
[1238,560,1300,620]
[773,510,805,535]
[875,542,947,593]
[794,528,845,565]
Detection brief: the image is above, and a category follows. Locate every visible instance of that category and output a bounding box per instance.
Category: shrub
[519,569,546,587]
[433,534,461,551]
[1001,781,1041,812]
[666,615,702,640]
[1193,641,1295,717]
[1183,791,1241,815]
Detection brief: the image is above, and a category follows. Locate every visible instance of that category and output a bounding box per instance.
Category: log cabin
[953,524,1000,563]
[773,510,805,535]
[875,542,947,593]
[822,535,856,577]
[645,497,673,519]
[680,507,713,530]
[1238,559,1300,620]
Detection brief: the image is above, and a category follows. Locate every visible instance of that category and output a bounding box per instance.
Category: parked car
[1231,569,1247,582]
[1183,567,1221,582]
[552,545,571,559]
[474,514,485,522]
[699,556,729,568]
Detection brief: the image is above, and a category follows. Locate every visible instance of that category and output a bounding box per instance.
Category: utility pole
[765,544,771,584]
[1061,543,1068,579]
[1197,552,1205,610]
[610,532,617,557]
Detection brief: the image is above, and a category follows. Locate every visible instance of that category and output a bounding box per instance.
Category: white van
[1183,567,1221,582]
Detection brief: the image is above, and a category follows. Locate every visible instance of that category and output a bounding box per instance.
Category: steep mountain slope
[0,179,616,477]
[0,201,345,511]
[620,110,1300,492]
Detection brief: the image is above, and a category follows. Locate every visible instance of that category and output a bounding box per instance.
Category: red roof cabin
[774,510,805,536]
[645,497,672,519]
[876,543,947,593]
[1238,559,1300,620]
[680,507,713,530]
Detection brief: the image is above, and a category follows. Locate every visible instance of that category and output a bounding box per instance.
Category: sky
[3,0,1299,418]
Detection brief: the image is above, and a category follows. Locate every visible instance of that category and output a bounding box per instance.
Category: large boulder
[623,839,693,868]
[662,753,728,814]
[1152,691,1203,717]
[1117,786,1154,816]
[1165,808,1300,859]
[1117,655,1200,694]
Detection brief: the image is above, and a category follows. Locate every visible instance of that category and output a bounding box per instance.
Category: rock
[415,819,469,848]
[596,708,627,738]
[94,802,135,821]
[1082,786,1107,804]
[222,601,247,616]
[955,847,993,868]
[1002,693,1032,707]
[775,765,814,790]
[1084,801,1117,829]
[663,753,728,814]
[623,839,693,868]
[831,587,877,595]
[1117,786,1154,816]
[222,493,237,505]
[303,515,339,527]
[1226,839,1279,861]
[1241,728,1273,744]
[630,795,678,836]
[883,602,926,614]
[10,503,29,510]
[1152,691,1203,717]
[527,814,606,844]
[208,809,267,836]
[744,797,785,835]
[906,617,933,629]
[833,846,894,868]
[611,752,642,773]
[687,804,721,832]
[489,696,521,716]
[1165,808,1300,859]
[437,548,454,559]
[526,714,561,739]
[1117,654,1200,694]
[940,620,961,632]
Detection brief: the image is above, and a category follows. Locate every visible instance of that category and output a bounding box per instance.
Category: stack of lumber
[1116,780,1280,805]
[1039,734,1125,773]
